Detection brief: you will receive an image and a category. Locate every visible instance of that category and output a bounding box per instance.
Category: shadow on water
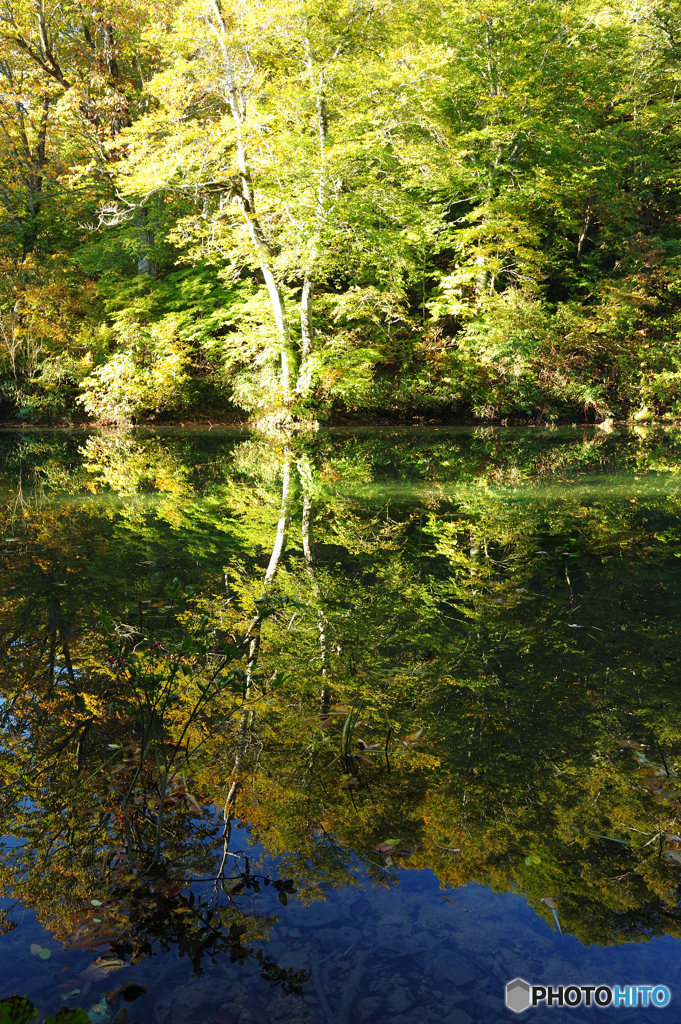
[0,425,681,1023]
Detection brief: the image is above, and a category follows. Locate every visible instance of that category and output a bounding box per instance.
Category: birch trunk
[301,275,314,358]
[298,81,328,371]
[208,0,296,403]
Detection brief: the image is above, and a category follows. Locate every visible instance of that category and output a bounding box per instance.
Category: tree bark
[298,87,328,370]
[301,275,314,358]
[208,0,296,403]
[135,206,156,277]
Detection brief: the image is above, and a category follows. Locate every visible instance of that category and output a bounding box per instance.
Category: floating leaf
[93,955,124,973]
[90,900,103,907]
[29,944,42,956]
[38,949,52,960]
[182,793,203,816]
[84,1002,110,1022]
[401,727,426,746]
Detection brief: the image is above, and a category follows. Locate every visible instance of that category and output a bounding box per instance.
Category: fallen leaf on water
[434,845,461,854]
[182,793,203,815]
[30,943,42,955]
[401,727,426,746]
[39,949,52,960]
[93,955,126,973]
[87,1000,111,1020]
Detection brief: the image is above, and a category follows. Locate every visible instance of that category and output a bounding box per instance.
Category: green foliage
[2,0,681,420]
[43,1010,89,1024]
[0,998,37,1024]
[78,315,192,423]
[0,999,87,1024]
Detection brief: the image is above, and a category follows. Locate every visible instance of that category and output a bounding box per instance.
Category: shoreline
[0,415,676,431]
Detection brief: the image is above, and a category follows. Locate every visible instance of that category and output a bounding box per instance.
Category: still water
[1,425,681,1024]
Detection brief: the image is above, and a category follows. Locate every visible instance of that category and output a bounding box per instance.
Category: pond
[1,425,681,1024]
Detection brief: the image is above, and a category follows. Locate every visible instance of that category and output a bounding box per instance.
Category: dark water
[1,425,681,1024]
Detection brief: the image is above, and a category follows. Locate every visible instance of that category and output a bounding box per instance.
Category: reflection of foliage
[1,424,681,965]
[0,559,304,983]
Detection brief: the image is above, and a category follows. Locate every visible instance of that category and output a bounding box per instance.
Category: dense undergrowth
[1,0,681,425]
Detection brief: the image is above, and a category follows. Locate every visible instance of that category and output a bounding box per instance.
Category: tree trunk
[135,206,156,277]
[16,97,49,257]
[208,0,296,404]
[298,87,328,374]
[301,275,314,357]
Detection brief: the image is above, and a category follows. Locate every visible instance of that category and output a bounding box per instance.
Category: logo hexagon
[506,977,531,1013]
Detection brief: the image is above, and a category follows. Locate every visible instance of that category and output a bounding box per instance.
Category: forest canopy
[0,0,681,424]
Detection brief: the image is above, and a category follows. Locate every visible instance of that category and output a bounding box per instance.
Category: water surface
[1,425,681,1024]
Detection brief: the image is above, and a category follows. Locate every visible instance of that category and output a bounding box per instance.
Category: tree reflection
[0,425,680,971]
